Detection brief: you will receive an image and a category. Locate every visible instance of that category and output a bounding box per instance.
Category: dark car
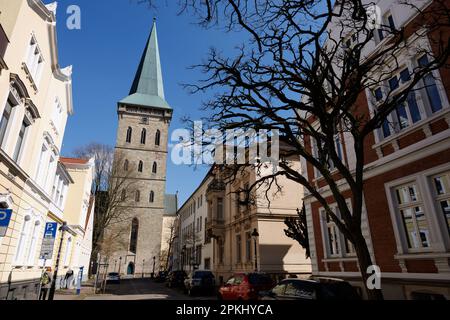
[184,270,216,296]
[166,270,187,288]
[155,271,168,283]
[218,273,274,300]
[260,278,360,300]
[106,272,120,284]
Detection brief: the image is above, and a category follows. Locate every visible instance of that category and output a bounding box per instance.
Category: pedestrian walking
[64,268,74,289]
[39,268,52,300]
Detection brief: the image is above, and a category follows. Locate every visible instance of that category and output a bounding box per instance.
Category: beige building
[0,1,75,299]
[60,157,95,284]
[177,164,311,284]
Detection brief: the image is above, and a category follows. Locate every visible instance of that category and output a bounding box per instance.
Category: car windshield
[108,273,119,276]
[248,274,272,285]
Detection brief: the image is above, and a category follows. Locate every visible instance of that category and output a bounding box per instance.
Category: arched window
[149,191,155,203]
[63,236,72,267]
[26,220,41,266]
[152,162,157,174]
[121,189,126,201]
[126,127,132,143]
[124,160,129,171]
[155,130,161,146]
[135,190,140,202]
[14,215,31,265]
[138,161,143,173]
[141,128,147,144]
[129,218,139,254]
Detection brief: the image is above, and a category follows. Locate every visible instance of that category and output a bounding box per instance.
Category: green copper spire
[120,20,171,110]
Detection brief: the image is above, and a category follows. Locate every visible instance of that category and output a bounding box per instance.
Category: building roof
[60,157,89,165]
[120,21,171,110]
[164,194,178,216]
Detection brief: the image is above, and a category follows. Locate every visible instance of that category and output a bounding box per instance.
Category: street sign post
[0,209,13,237]
[39,222,58,260]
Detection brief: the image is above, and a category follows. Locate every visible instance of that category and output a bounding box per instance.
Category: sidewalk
[54,280,96,301]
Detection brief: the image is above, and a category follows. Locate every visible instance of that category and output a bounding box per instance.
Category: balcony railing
[206,179,225,194]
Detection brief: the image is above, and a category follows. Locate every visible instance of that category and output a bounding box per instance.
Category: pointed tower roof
[120,20,171,110]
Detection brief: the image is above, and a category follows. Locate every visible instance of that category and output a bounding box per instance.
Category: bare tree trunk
[353,231,384,300]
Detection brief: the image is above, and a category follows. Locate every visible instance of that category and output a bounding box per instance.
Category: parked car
[106,272,120,284]
[166,270,187,288]
[183,270,216,296]
[218,273,274,300]
[155,271,168,283]
[260,278,360,300]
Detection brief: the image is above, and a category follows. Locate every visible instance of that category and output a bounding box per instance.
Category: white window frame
[13,214,32,266]
[385,163,450,255]
[24,34,44,87]
[26,218,42,267]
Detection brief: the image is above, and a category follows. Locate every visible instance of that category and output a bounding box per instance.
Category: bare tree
[285,204,310,259]
[161,0,448,300]
[160,219,178,272]
[73,144,139,277]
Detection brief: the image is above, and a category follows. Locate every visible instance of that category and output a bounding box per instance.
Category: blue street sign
[0,209,12,237]
[39,222,58,259]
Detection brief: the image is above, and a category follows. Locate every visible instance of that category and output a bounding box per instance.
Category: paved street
[56,278,216,301]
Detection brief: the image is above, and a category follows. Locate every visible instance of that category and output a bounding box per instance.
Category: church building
[111,21,176,277]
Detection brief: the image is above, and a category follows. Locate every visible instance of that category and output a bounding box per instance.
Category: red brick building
[303,0,450,299]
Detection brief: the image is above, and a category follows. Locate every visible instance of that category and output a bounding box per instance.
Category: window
[124,160,129,171]
[129,218,139,254]
[52,98,63,134]
[376,12,396,43]
[321,206,355,258]
[217,198,224,221]
[152,162,157,174]
[395,183,431,250]
[155,130,161,146]
[236,234,242,263]
[14,215,31,265]
[0,100,13,148]
[149,191,155,203]
[13,119,30,162]
[63,237,72,267]
[431,172,450,238]
[121,189,126,201]
[246,232,252,262]
[35,144,48,184]
[26,220,40,266]
[418,55,443,113]
[25,36,44,84]
[141,128,147,144]
[135,190,140,202]
[218,237,224,263]
[126,127,132,143]
[138,161,143,173]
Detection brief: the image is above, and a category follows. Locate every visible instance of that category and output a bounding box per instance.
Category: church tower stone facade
[112,21,172,276]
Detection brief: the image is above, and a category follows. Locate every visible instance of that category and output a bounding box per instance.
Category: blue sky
[54,0,247,205]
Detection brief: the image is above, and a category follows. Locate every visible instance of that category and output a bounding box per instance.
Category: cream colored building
[177,164,311,284]
[0,1,74,299]
[60,157,95,284]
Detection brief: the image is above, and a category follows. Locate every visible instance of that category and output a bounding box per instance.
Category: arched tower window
[155,130,161,146]
[124,160,129,171]
[129,218,139,254]
[135,190,140,202]
[141,128,147,145]
[152,162,157,174]
[126,127,132,143]
[138,161,143,173]
[149,191,155,203]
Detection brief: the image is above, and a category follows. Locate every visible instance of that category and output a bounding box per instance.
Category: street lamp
[142,259,145,278]
[152,256,156,278]
[114,259,117,272]
[181,246,186,272]
[48,222,69,301]
[251,228,259,272]
[118,257,122,275]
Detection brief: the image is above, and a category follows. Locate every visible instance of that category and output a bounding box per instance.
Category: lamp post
[142,259,145,278]
[181,246,186,272]
[118,257,122,275]
[114,260,117,272]
[251,228,259,272]
[152,256,156,278]
[48,222,69,301]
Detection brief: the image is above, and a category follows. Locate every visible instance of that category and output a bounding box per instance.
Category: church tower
[113,21,172,276]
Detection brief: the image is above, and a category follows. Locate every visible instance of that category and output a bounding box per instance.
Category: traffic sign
[39,222,58,259]
[0,209,12,237]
